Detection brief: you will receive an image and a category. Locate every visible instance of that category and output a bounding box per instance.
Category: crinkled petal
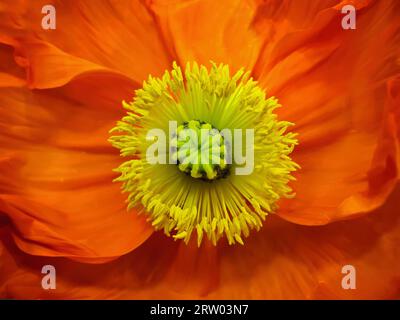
[0,82,152,263]
[1,186,399,299]
[254,0,400,224]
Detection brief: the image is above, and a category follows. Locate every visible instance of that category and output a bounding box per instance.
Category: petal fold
[253,0,400,224]
[1,0,172,86]
[1,186,399,299]
[0,85,153,262]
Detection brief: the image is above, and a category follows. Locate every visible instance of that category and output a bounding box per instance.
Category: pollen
[109,62,299,246]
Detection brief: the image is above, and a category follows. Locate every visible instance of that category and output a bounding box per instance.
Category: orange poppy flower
[0,0,400,299]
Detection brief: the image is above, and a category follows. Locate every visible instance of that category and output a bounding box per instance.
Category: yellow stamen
[109,62,299,246]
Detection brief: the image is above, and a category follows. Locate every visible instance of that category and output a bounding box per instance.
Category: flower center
[171,120,230,181]
[109,62,299,246]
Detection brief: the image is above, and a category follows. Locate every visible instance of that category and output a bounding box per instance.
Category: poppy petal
[207,185,400,299]
[0,83,153,263]
[1,186,399,299]
[12,39,118,90]
[254,0,400,224]
[1,0,172,85]
[0,43,25,87]
[146,0,264,71]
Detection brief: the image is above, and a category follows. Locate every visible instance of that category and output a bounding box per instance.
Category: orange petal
[253,0,400,224]
[0,223,217,299]
[12,39,117,90]
[207,185,400,299]
[0,83,153,263]
[2,0,172,86]
[0,43,25,87]
[146,0,264,71]
[251,0,372,82]
[1,187,399,299]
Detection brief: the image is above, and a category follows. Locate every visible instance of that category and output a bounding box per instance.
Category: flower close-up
[0,0,399,300]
